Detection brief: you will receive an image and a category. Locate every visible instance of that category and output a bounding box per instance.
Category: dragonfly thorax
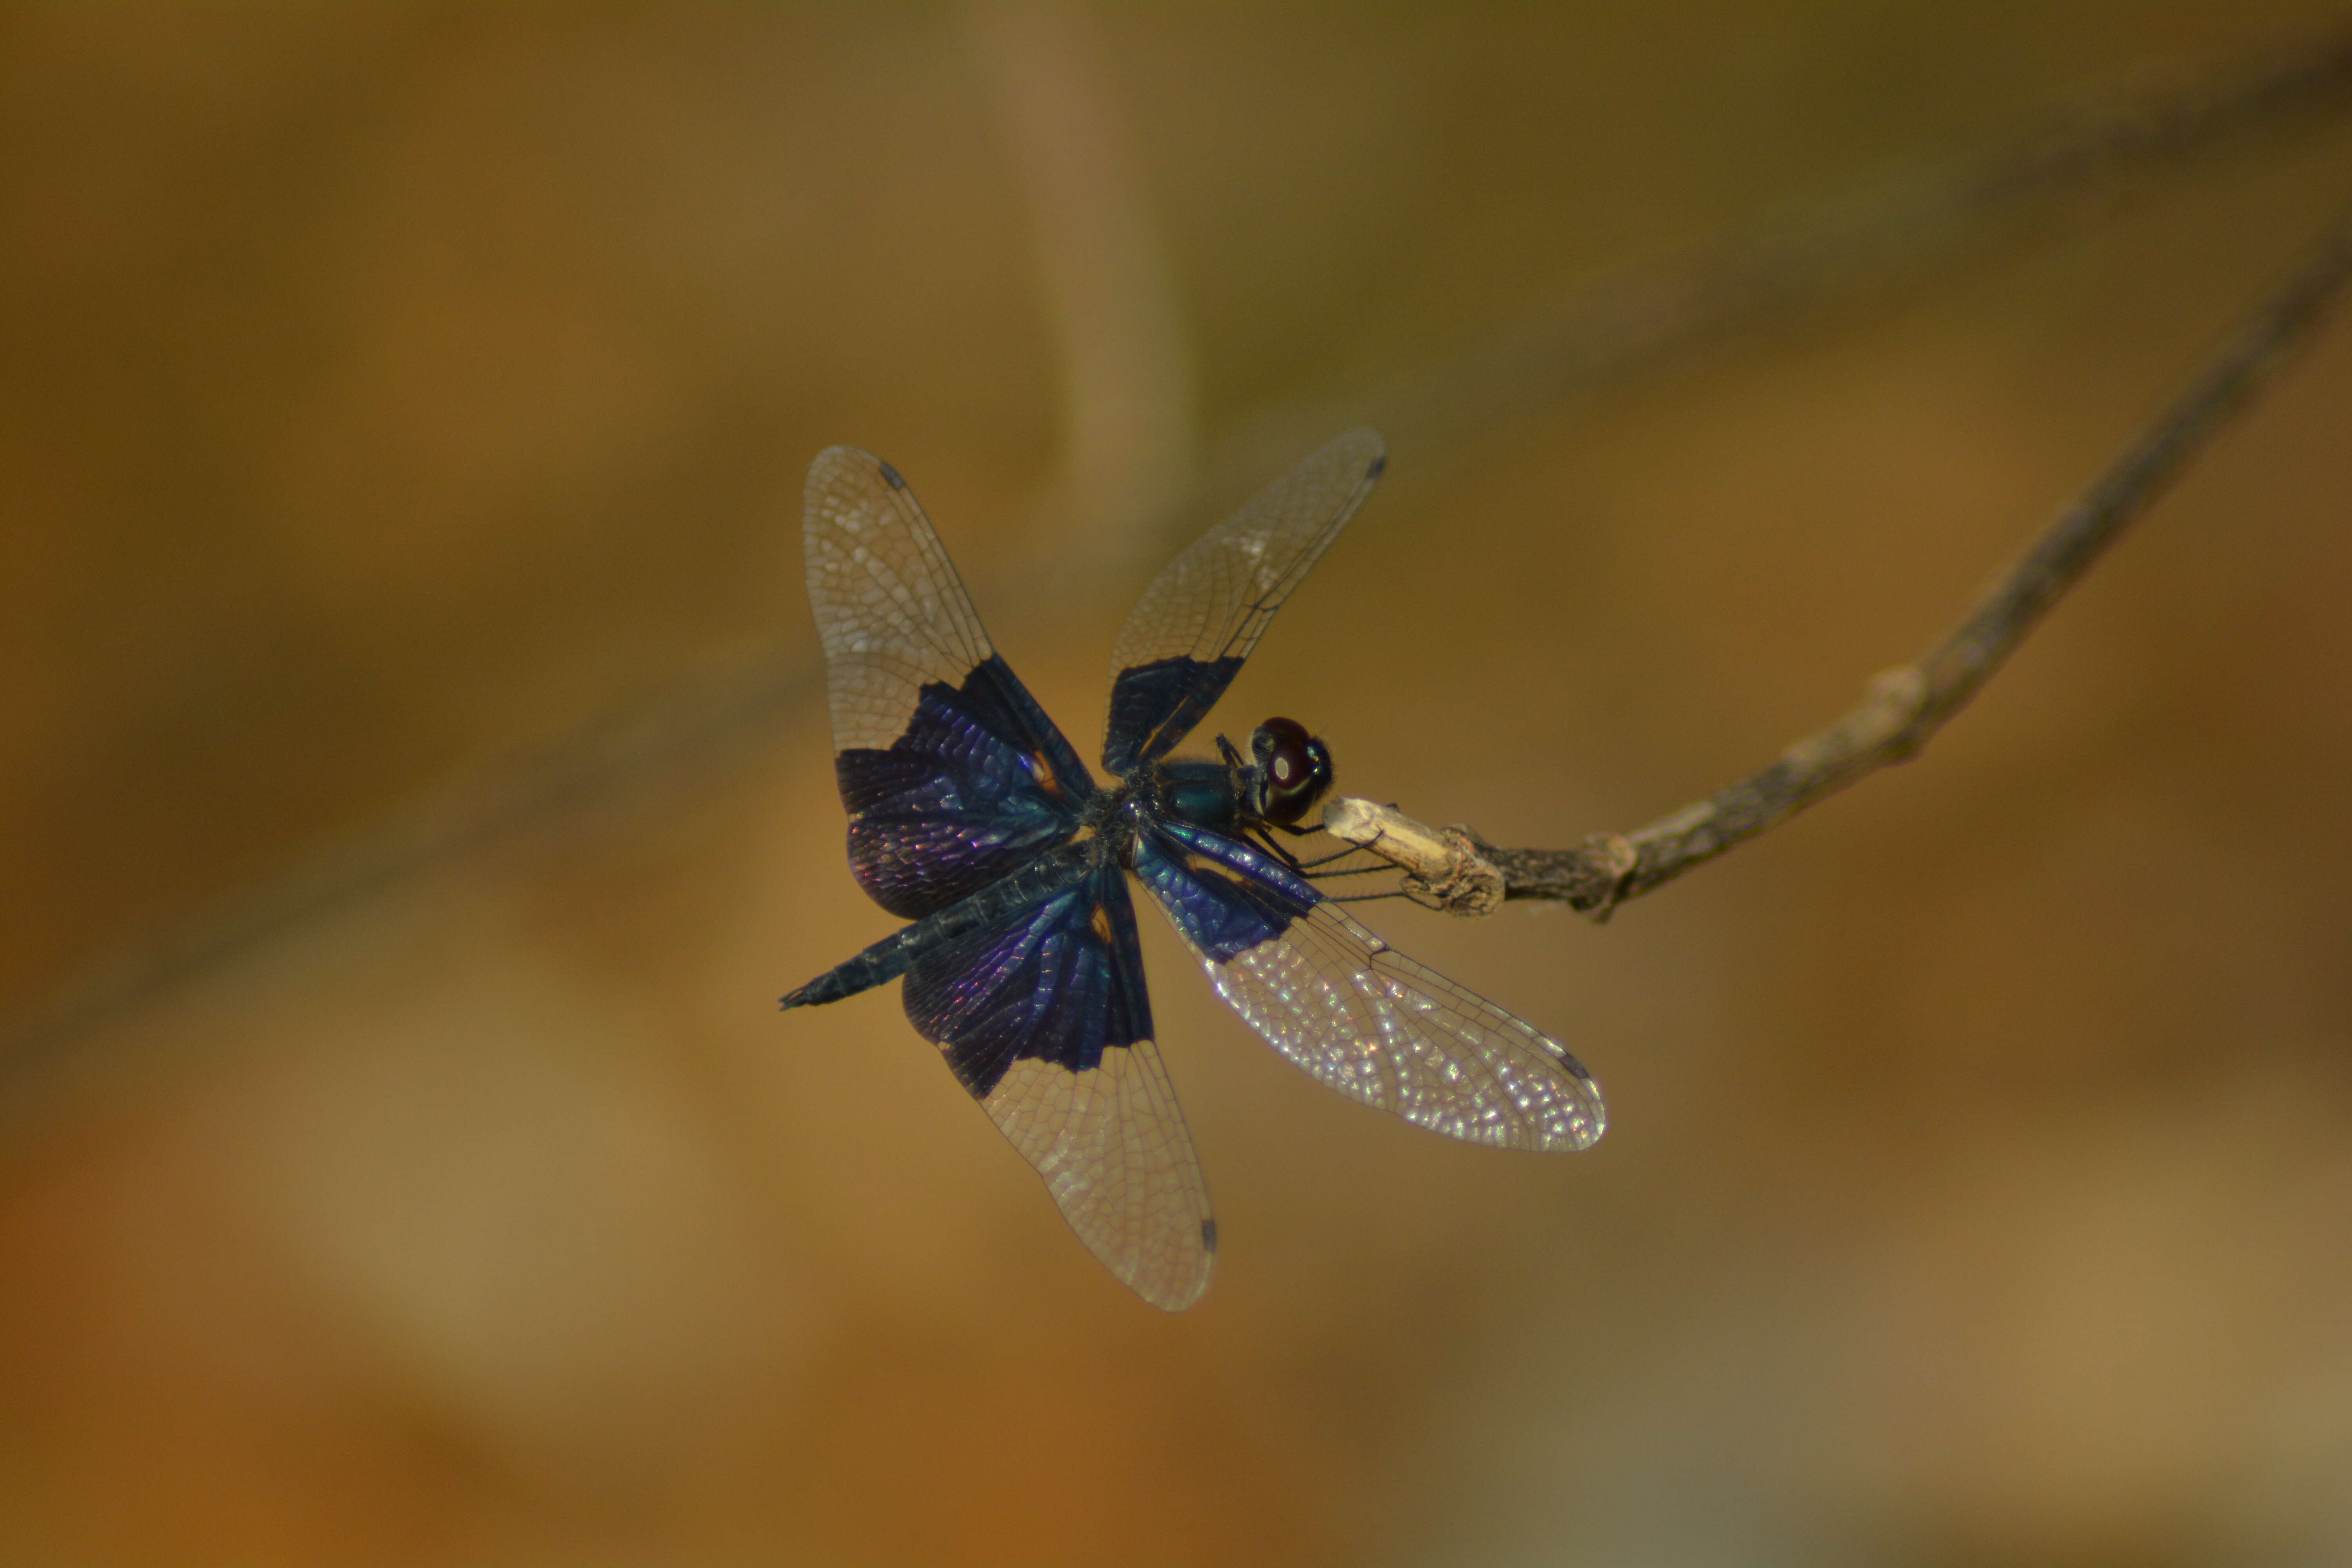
[1101,716,1335,851]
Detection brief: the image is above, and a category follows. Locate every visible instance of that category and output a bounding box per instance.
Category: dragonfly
[781,428,1604,1309]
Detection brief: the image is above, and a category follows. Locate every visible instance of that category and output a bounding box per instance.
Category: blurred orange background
[3,5,2351,1565]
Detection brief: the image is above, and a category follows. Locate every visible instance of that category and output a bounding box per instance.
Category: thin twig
[1329,197,2352,919]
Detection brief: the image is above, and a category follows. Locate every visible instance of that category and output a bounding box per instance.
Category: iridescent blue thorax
[1077,713,1337,886]
[1153,757,1251,835]
[1088,755,1252,858]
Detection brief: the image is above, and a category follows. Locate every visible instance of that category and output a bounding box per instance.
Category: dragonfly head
[1250,717,1334,825]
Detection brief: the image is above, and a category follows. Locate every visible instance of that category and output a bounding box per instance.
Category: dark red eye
[1250,716,1334,824]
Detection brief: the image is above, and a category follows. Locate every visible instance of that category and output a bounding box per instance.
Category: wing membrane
[806,447,1094,918]
[902,866,1214,1310]
[1134,824,1605,1151]
[1102,428,1385,773]
[805,446,996,753]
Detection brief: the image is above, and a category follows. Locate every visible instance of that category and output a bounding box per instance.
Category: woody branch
[1326,196,2352,921]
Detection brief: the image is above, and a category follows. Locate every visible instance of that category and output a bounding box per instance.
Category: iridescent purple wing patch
[806,447,1095,918]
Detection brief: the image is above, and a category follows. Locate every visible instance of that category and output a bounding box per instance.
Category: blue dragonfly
[782,430,1604,1308]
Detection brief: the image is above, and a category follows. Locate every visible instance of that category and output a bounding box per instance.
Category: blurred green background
[3,5,2351,1565]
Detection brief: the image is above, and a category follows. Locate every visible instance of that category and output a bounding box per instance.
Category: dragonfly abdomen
[780,839,1098,1010]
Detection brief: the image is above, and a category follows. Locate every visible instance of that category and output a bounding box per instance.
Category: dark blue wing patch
[902,861,1153,1098]
[839,653,1096,919]
[900,857,1214,1310]
[1129,819,1321,961]
[1100,429,1384,773]
[1101,655,1245,777]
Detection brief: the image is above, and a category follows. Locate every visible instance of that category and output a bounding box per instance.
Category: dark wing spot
[878,460,907,490]
[1365,454,1387,480]
[1200,1218,1218,1253]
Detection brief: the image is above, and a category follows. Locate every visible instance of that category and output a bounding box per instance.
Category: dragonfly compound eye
[1252,716,1331,824]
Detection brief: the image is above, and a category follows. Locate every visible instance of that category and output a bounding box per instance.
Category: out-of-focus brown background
[3,5,2350,1564]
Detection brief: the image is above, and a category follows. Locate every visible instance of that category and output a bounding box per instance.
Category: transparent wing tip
[1324,426,1385,475]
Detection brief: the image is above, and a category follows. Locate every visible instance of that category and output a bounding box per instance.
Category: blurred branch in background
[964,0,1197,559]
[0,650,823,1138]
[1330,196,2352,917]
[6,19,2352,1118]
[1183,18,2352,528]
